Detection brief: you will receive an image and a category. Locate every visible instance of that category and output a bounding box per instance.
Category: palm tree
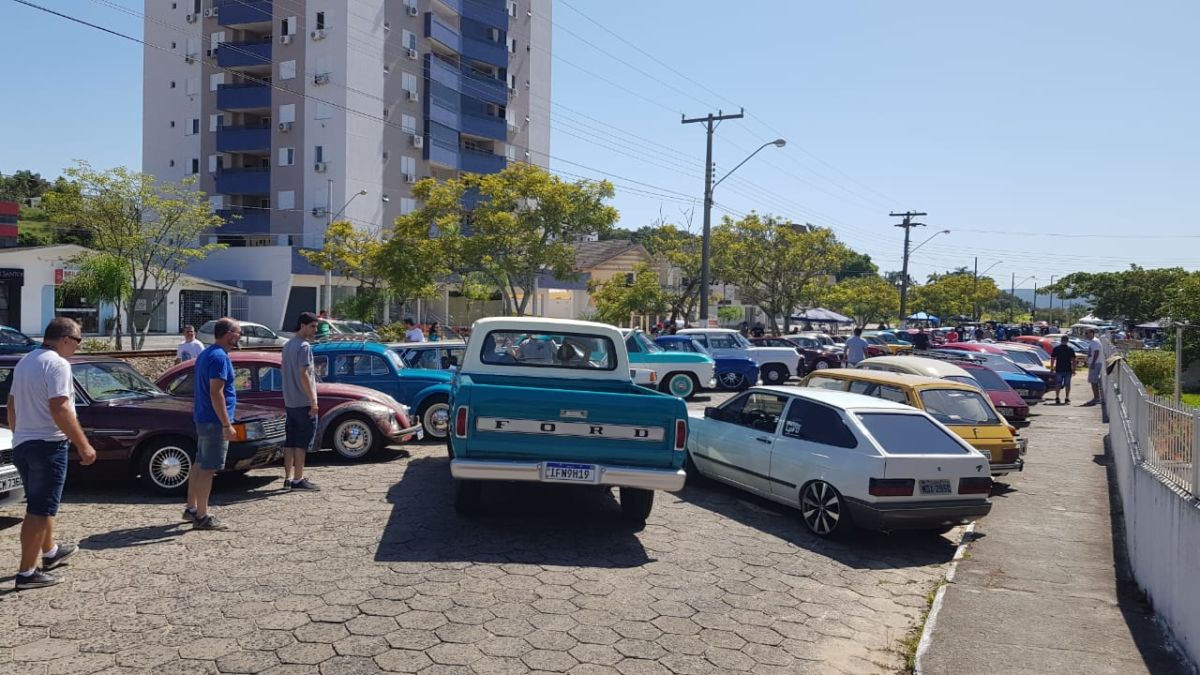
[58,254,132,349]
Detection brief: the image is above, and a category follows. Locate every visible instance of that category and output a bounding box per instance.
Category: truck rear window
[480,331,618,371]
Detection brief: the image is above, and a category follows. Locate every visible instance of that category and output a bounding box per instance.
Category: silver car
[197,320,288,347]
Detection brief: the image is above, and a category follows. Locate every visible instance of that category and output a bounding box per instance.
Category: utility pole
[682,108,744,324]
[972,257,979,323]
[890,211,926,327]
[1010,272,1015,323]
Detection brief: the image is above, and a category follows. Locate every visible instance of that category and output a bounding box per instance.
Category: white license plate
[542,462,598,484]
[0,475,22,492]
[978,449,993,461]
[919,479,952,495]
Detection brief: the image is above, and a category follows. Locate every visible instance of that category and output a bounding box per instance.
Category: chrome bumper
[387,422,424,442]
[991,457,1025,476]
[450,459,687,492]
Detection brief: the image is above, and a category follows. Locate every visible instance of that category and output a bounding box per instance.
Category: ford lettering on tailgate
[477,417,665,442]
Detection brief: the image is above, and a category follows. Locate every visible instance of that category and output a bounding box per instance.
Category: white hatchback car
[687,387,993,537]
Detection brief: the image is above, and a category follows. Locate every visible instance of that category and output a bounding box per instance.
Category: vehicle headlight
[243,421,265,441]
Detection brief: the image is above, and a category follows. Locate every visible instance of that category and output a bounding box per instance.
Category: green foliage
[589,264,669,327]
[0,170,51,201]
[717,305,744,324]
[374,213,448,306]
[1128,349,1176,394]
[825,275,900,326]
[375,322,408,343]
[78,338,114,353]
[333,288,388,323]
[1046,266,1191,325]
[1158,272,1200,379]
[641,223,700,322]
[911,274,1001,322]
[835,251,879,281]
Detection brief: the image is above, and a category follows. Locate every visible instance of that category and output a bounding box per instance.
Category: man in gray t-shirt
[280,313,320,491]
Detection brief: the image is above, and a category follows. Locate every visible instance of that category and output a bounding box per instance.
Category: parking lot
[0,389,964,675]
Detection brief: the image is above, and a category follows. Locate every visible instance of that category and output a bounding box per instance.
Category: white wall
[526,0,553,167]
[185,246,295,331]
[142,0,202,179]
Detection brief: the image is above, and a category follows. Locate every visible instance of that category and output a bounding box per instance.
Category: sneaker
[1054,397,1061,405]
[182,507,199,523]
[290,478,320,491]
[282,479,293,491]
[1065,398,1071,404]
[15,569,61,590]
[42,543,78,570]
[193,515,229,531]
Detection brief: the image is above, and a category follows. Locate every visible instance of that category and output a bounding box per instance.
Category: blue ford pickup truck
[448,318,689,524]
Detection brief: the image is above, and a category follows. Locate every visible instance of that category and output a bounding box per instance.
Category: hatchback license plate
[0,475,22,492]
[542,462,598,484]
[919,479,952,495]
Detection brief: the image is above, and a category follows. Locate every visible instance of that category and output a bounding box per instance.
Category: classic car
[687,387,992,536]
[198,320,288,347]
[0,427,23,509]
[0,355,284,495]
[801,369,1026,476]
[932,349,1047,404]
[390,341,468,371]
[954,362,1030,422]
[448,318,689,524]
[654,335,758,391]
[157,351,422,460]
[864,331,914,354]
[750,335,842,373]
[313,341,454,440]
[677,328,801,386]
[856,355,981,389]
[621,329,716,399]
[995,345,1054,386]
[0,326,37,355]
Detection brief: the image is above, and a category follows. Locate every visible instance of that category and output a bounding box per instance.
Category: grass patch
[1183,393,1200,409]
[899,578,948,673]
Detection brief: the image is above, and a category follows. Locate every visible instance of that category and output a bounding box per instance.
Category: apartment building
[142,0,551,331]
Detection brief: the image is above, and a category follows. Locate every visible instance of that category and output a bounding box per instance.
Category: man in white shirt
[403,318,425,343]
[843,328,869,366]
[8,318,96,590]
[175,325,205,364]
[1083,328,1103,406]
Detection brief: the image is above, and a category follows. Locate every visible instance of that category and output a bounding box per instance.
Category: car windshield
[682,339,710,355]
[630,331,663,354]
[1003,350,1041,367]
[919,389,1000,425]
[74,362,166,401]
[963,366,1008,391]
[856,413,973,455]
[0,328,33,346]
[730,332,753,349]
[974,353,1023,374]
[945,375,983,389]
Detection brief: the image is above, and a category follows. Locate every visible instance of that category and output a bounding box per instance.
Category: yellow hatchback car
[801,369,1025,476]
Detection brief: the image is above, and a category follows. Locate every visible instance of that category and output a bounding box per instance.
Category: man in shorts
[1050,334,1076,404]
[9,318,96,590]
[184,318,242,530]
[1083,328,1103,406]
[281,312,320,491]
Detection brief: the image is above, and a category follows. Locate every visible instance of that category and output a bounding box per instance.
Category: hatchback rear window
[919,389,999,425]
[856,413,971,455]
[481,331,617,371]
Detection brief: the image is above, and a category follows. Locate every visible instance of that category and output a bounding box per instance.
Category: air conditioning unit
[383,21,391,32]
[184,55,196,64]
[383,65,390,74]
[406,48,418,60]
[185,13,197,23]
[203,8,216,17]
[279,34,292,45]
[312,207,328,217]
[404,173,417,184]
[314,162,328,173]
[407,90,419,102]
[310,29,326,40]
[382,151,389,161]
[313,73,330,85]
[278,121,293,132]
[407,5,419,16]
[206,48,217,57]
[411,134,424,148]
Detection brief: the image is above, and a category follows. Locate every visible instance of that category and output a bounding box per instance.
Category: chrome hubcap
[426,404,450,437]
[335,420,372,456]
[815,361,829,370]
[801,482,841,535]
[669,375,693,398]
[150,446,191,489]
[719,372,744,388]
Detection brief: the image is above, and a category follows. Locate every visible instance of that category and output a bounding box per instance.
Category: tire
[813,359,832,370]
[661,372,698,400]
[762,364,789,385]
[418,396,451,441]
[683,451,706,485]
[137,437,196,496]
[717,371,746,391]
[329,413,381,461]
[454,479,482,515]
[799,481,852,538]
[619,487,655,524]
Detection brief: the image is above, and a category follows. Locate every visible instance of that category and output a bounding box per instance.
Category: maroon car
[750,335,844,373]
[0,355,284,496]
[956,362,1031,422]
[157,351,421,462]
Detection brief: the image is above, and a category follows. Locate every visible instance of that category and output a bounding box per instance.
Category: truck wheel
[619,487,655,524]
[813,359,833,370]
[329,413,380,461]
[454,480,482,515]
[762,364,789,385]
[138,437,196,496]
[661,372,698,399]
[418,396,450,441]
[717,371,746,391]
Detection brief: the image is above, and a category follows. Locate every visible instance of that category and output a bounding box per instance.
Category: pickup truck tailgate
[455,376,684,468]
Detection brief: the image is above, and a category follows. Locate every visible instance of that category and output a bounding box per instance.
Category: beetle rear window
[856,413,972,455]
[481,331,617,371]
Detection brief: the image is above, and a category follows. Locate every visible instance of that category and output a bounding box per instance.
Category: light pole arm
[713,140,785,190]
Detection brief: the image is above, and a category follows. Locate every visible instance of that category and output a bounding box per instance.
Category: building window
[401,29,416,50]
[508,37,517,53]
[315,11,325,30]
[278,190,295,210]
[400,198,416,215]
[278,103,296,124]
[507,0,517,17]
[169,160,176,167]
[191,159,200,174]
[401,114,417,134]
[278,147,295,166]
[401,72,417,92]
[400,156,416,176]
[170,80,176,89]
[171,41,177,49]
[280,60,297,80]
[209,73,225,91]
[314,145,324,162]
[187,78,200,95]
[314,101,333,119]
[169,120,176,128]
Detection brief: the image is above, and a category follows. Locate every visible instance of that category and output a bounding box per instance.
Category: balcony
[214,167,270,195]
[434,0,463,13]
[427,55,460,90]
[216,125,271,153]
[462,36,507,68]
[217,40,272,69]
[428,142,459,169]
[428,96,460,130]
[460,149,505,174]
[461,0,507,28]
[215,0,273,28]
[461,68,506,105]
[460,113,506,141]
[217,84,271,111]
[425,13,462,53]
[216,207,271,234]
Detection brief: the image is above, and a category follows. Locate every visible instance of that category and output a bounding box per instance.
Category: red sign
[54,268,78,286]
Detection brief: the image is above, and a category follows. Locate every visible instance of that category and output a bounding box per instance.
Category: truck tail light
[454,406,469,438]
[868,478,914,497]
[958,477,992,495]
[674,419,687,452]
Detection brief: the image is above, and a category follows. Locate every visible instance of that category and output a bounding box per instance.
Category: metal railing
[1106,343,1199,498]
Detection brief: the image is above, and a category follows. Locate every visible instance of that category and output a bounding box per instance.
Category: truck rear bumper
[451,459,687,492]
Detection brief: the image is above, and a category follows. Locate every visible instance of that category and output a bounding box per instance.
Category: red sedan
[157,352,422,460]
[942,341,1007,355]
[957,362,1030,422]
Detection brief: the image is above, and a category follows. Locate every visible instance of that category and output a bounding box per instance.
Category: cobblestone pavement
[0,391,960,674]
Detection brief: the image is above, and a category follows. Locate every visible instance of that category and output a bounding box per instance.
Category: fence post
[1192,412,1200,499]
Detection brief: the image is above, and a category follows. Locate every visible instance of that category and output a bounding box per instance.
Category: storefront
[0,267,23,329]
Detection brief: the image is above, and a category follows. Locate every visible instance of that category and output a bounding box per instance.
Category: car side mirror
[704,406,725,422]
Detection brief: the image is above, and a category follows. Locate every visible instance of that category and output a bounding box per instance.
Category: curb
[913,521,976,675]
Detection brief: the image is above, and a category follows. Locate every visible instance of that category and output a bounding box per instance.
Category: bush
[376,322,407,343]
[1127,349,1175,394]
[79,338,114,353]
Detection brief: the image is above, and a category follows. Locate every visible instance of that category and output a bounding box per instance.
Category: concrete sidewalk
[919,401,1191,674]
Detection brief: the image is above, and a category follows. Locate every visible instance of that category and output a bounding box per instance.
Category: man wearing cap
[281,313,321,490]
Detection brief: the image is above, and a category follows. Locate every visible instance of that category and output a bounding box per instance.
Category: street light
[910,229,951,255]
[698,138,787,323]
[1010,274,1035,322]
[323,184,370,314]
[973,260,1001,323]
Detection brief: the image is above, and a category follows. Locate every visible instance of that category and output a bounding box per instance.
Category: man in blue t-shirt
[185,318,242,531]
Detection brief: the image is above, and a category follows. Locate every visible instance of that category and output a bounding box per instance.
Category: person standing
[175,325,205,364]
[9,318,96,590]
[428,321,442,343]
[1050,335,1076,404]
[946,327,960,343]
[1083,328,1103,406]
[844,328,869,367]
[281,313,320,491]
[184,318,242,530]
[403,318,425,343]
[912,327,930,351]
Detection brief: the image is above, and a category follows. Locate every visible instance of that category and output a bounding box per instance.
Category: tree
[835,251,879,281]
[42,162,224,349]
[1046,266,1192,325]
[711,214,848,334]
[395,163,618,316]
[57,253,132,349]
[1158,272,1200,381]
[824,275,900,326]
[302,220,390,322]
[456,272,502,325]
[911,274,1001,322]
[374,212,451,310]
[641,222,701,323]
[589,264,669,326]
[0,170,52,201]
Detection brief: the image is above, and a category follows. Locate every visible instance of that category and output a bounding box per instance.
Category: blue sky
[2,0,1197,288]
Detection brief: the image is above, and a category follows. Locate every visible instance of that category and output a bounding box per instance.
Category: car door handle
[755,436,772,444]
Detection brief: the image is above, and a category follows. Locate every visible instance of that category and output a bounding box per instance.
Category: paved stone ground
[0,391,961,675]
